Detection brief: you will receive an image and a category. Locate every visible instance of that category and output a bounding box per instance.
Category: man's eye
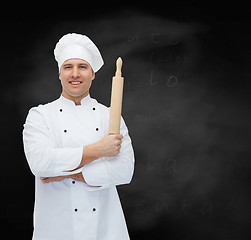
[80,66,86,69]
[64,66,71,69]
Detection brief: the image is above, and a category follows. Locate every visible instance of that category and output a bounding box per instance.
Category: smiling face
[59,58,95,105]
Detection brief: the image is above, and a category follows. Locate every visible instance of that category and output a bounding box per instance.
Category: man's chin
[66,90,89,98]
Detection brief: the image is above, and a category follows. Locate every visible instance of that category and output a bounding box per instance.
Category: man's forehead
[63,58,90,65]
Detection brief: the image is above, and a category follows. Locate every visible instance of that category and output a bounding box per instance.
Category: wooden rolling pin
[109,57,124,134]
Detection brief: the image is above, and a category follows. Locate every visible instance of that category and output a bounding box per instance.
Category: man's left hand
[40,176,67,183]
[40,173,85,183]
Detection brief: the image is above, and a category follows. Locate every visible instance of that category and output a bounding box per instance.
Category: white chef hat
[54,33,104,73]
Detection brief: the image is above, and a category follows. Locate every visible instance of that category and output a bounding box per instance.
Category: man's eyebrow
[62,62,89,67]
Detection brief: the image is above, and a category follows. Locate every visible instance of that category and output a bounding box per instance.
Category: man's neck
[62,91,89,106]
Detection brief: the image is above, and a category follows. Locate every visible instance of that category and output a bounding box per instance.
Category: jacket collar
[59,94,92,107]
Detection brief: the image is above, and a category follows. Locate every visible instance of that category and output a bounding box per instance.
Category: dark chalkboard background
[1,6,251,240]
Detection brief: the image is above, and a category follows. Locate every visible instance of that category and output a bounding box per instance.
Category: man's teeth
[71,82,81,85]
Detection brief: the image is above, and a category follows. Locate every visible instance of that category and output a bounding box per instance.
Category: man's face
[59,58,95,101]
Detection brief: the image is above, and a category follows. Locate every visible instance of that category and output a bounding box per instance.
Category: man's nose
[72,67,80,78]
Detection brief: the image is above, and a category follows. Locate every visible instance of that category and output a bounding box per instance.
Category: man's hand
[40,175,67,183]
[80,134,123,166]
[96,134,123,157]
[40,173,85,184]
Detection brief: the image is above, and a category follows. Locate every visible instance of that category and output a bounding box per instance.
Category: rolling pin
[109,57,124,134]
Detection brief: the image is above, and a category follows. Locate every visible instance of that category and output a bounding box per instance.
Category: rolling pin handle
[115,57,123,77]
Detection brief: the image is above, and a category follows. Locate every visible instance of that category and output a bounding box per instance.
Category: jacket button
[93,208,96,211]
[64,129,67,133]
[72,181,75,184]
[96,128,99,131]
[60,109,63,112]
[75,209,78,212]
[93,107,95,111]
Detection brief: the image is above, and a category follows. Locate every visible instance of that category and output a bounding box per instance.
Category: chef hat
[54,33,104,73]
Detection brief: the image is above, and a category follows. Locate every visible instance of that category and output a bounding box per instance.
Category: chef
[23,33,135,240]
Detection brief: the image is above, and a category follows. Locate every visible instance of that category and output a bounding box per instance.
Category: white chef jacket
[23,95,135,240]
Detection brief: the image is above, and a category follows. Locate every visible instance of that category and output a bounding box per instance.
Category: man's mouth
[69,81,82,85]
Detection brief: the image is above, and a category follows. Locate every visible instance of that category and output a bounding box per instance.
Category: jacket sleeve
[82,117,135,191]
[23,106,84,177]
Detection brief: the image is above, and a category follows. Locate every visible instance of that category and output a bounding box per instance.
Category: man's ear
[91,71,95,81]
[59,72,61,81]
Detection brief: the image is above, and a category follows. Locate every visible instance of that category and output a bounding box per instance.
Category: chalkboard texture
[1,7,250,240]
